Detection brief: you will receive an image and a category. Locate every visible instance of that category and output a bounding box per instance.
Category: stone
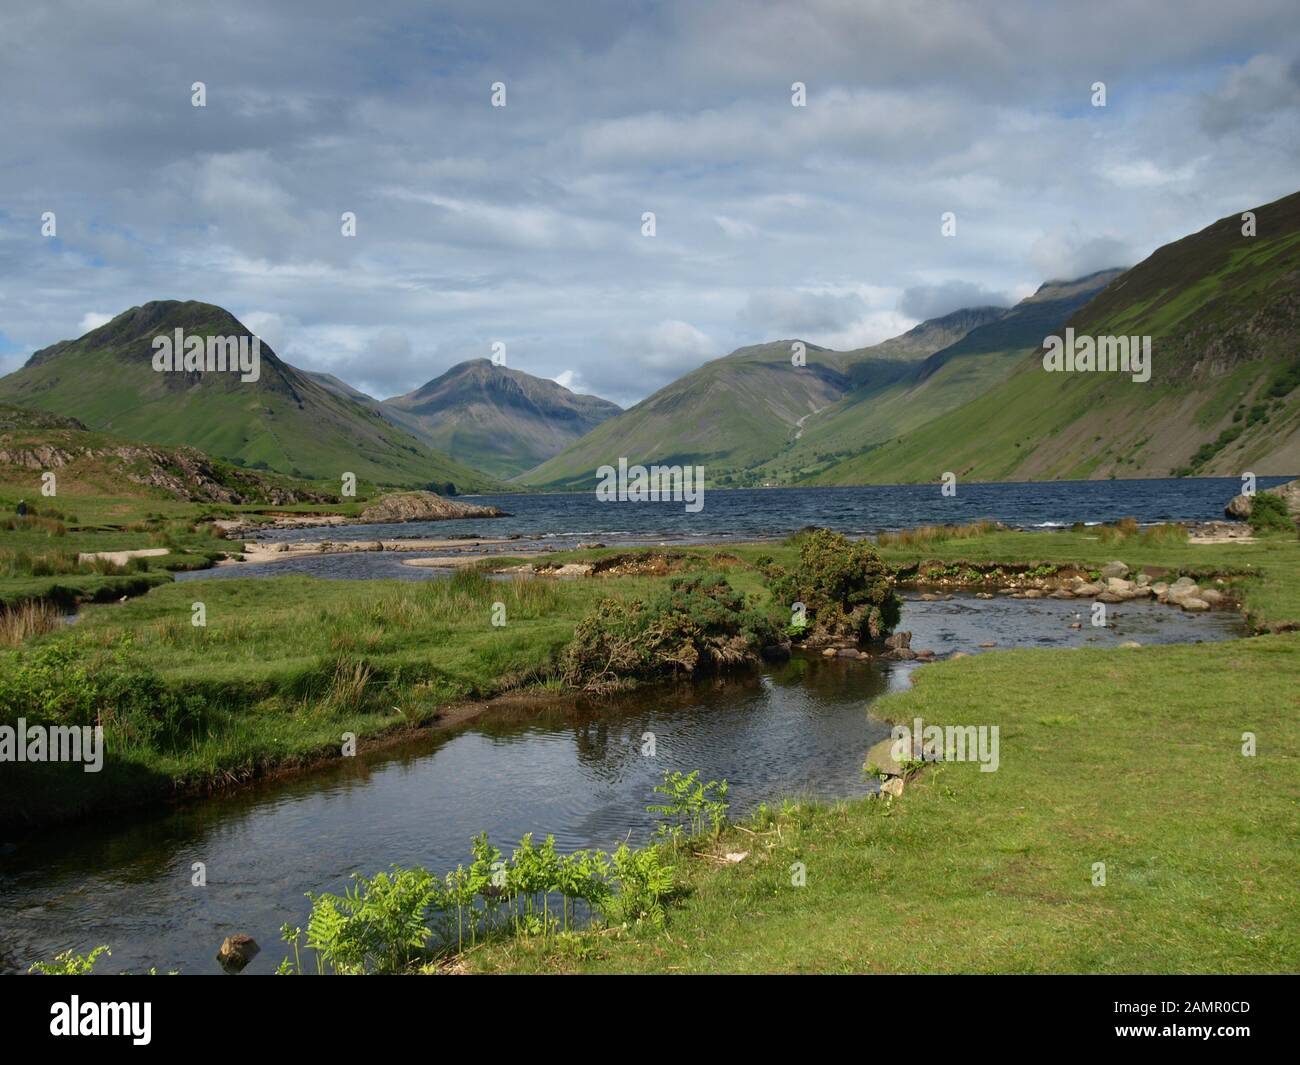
[1106,577,1134,593]
[554,563,594,577]
[865,737,904,776]
[884,631,912,650]
[1135,573,1152,587]
[1069,622,1082,629]
[217,934,260,972]
[1118,641,1141,649]
[1073,582,1103,596]
[822,648,838,657]
[979,641,996,648]
[1152,582,1169,596]
[1024,589,1044,599]
[1199,588,1226,606]
[880,777,905,798]
[1096,591,1122,603]
[1100,561,1130,579]
[1180,597,1210,611]
[975,592,994,599]
[920,593,940,601]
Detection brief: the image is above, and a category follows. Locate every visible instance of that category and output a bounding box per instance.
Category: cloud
[1028,231,1131,283]
[898,282,1012,321]
[78,312,114,333]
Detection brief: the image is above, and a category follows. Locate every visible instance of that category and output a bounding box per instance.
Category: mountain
[766,271,1123,483]
[0,302,501,491]
[379,360,622,479]
[516,285,1112,489]
[810,192,1300,484]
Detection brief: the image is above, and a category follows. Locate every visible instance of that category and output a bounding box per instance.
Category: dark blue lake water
[255,478,1291,548]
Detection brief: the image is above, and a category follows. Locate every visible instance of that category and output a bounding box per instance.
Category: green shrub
[1248,492,1297,534]
[761,528,900,643]
[559,574,776,692]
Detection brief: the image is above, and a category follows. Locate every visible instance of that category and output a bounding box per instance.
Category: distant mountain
[774,271,1123,484]
[0,302,500,491]
[811,192,1300,483]
[517,295,1096,489]
[380,359,622,479]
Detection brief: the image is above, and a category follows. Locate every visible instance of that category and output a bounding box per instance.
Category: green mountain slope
[810,192,1300,485]
[0,302,501,491]
[761,275,1120,483]
[381,359,622,479]
[516,308,1010,489]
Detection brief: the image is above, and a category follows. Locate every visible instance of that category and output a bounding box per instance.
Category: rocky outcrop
[1224,478,1300,520]
[357,491,507,523]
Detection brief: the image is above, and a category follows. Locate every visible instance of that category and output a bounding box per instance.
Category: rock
[1069,622,1082,629]
[1074,583,1103,596]
[837,648,861,658]
[951,651,968,659]
[1180,597,1210,611]
[577,542,606,549]
[1152,582,1169,596]
[1100,561,1130,579]
[915,649,935,659]
[880,777,905,797]
[1118,641,1141,649]
[978,641,996,648]
[1096,591,1123,603]
[723,851,749,863]
[865,737,904,776]
[1050,590,1075,599]
[919,593,940,601]
[883,647,917,660]
[997,587,1016,594]
[358,491,506,524]
[975,591,994,599]
[1135,573,1152,587]
[1225,493,1252,519]
[1199,589,1226,606]
[1024,589,1044,599]
[761,643,791,660]
[217,934,260,972]
[821,648,838,657]
[884,631,912,650]
[554,563,593,577]
[1106,577,1134,593]
[1167,578,1200,602]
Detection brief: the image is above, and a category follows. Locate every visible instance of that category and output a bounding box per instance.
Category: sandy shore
[221,537,519,566]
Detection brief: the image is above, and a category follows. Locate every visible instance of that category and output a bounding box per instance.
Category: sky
[1,0,1298,408]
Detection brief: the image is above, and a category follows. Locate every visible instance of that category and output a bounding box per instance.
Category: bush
[761,528,900,643]
[1248,492,1297,534]
[559,574,776,692]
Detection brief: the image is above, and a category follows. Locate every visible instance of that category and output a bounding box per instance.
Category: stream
[0,593,1244,975]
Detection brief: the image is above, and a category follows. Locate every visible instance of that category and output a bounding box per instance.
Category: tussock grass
[0,600,61,645]
[875,520,1000,548]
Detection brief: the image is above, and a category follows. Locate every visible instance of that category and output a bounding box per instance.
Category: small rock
[1069,622,1082,629]
[1118,641,1141,649]
[821,648,838,657]
[1106,577,1134,593]
[979,641,996,648]
[880,777,905,798]
[920,593,940,601]
[884,631,912,650]
[217,934,260,972]
[1180,597,1210,611]
[1100,561,1130,579]
[723,851,749,863]
[1096,591,1123,603]
[865,737,904,775]
[1024,589,1043,599]
[975,592,994,599]
[1151,581,1169,596]
[1199,589,1226,606]
[951,651,969,659]
[1135,573,1152,587]
[1074,582,1103,596]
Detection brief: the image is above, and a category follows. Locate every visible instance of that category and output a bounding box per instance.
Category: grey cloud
[898,282,1012,321]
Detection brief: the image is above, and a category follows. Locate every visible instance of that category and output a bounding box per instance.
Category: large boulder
[358,491,506,524]
[1224,478,1300,520]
